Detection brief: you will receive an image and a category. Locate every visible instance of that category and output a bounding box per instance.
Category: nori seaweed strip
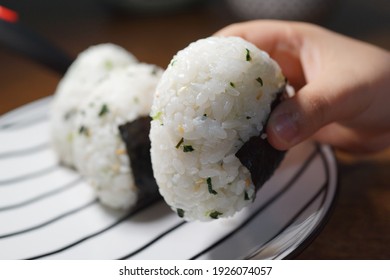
[118,117,161,207]
[236,135,285,192]
[235,85,287,192]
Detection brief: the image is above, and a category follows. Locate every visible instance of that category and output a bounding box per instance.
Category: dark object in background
[100,0,207,15]
[0,6,72,75]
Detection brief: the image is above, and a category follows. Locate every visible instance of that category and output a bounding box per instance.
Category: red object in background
[0,6,19,23]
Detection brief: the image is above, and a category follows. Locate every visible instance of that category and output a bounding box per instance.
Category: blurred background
[0,0,389,259]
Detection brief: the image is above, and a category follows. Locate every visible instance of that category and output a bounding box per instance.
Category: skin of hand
[215,20,390,153]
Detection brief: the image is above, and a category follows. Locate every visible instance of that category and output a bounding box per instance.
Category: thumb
[266,82,336,150]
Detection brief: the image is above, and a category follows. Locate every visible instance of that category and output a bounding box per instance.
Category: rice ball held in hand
[150,36,287,221]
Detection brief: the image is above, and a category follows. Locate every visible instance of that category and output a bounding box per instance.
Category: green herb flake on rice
[177,208,185,218]
[207,177,218,195]
[183,145,194,152]
[245,48,252,61]
[209,211,223,219]
[98,104,109,117]
[175,137,184,149]
[79,125,89,136]
[256,77,263,86]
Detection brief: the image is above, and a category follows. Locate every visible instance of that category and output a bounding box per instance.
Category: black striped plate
[0,97,338,260]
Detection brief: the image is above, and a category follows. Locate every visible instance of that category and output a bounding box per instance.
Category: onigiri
[150,36,286,221]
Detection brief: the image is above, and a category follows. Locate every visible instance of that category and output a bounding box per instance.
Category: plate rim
[281,145,339,259]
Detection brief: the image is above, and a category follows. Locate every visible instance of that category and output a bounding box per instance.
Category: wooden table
[1,0,389,259]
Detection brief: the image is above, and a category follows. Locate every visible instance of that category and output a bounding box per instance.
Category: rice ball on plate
[72,63,163,209]
[150,36,286,221]
[50,43,137,167]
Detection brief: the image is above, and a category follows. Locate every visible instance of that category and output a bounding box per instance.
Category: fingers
[265,32,390,151]
[217,21,335,150]
[216,21,325,149]
[313,124,390,153]
[215,20,299,54]
[217,20,390,153]
[216,20,307,88]
[266,82,337,150]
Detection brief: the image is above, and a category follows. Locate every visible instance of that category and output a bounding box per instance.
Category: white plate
[0,97,338,260]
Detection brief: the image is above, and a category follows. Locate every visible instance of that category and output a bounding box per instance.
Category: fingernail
[269,113,299,145]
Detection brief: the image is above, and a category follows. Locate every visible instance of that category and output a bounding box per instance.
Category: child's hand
[216,20,390,153]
